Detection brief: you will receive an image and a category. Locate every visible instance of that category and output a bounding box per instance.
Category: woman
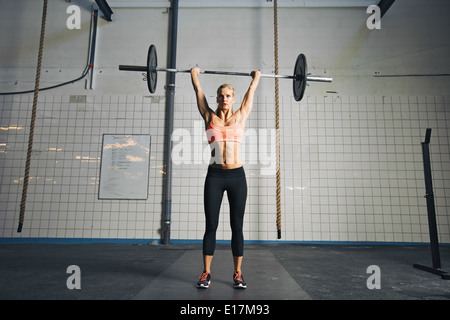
[190,67,260,289]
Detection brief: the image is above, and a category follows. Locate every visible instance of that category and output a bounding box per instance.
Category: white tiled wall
[1,93,449,243]
[0,94,165,239]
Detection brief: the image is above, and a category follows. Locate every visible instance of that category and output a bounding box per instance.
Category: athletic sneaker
[233,271,247,289]
[197,272,211,289]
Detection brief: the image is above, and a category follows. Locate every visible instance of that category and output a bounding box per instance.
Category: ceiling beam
[378,0,396,18]
[95,0,114,21]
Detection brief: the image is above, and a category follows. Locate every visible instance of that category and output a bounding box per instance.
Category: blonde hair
[216,84,235,114]
[216,84,235,97]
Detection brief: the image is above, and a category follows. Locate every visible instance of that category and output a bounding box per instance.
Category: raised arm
[191,68,213,125]
[236,70,260,121]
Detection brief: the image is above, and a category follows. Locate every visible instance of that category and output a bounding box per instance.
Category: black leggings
[203,166,247,257]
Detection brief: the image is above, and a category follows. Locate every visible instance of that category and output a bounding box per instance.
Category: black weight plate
[293,53,307,102]
[147,44,158,93]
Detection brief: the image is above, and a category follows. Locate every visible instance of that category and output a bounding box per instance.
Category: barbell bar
[119,44,333,101]
[155,68,333,82]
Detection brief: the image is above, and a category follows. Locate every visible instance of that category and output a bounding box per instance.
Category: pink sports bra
[206,119,243,144]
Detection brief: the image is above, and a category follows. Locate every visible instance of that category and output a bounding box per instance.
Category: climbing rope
[18,0,48,233]
[273,0,282,239]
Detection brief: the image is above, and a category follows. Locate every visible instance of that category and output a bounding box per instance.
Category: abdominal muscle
[209,141,242,169]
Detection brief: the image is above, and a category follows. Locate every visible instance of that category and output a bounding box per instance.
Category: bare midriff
[208,140,242,169]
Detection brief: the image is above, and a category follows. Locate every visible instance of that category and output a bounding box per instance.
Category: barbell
[119,44,332,101]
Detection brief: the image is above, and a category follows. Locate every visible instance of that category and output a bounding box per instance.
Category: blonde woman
[190,67,260,289]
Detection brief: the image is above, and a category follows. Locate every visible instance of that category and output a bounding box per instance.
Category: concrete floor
[0,243,449,301]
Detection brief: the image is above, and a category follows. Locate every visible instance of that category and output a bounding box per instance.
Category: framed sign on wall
[98,134,151,200]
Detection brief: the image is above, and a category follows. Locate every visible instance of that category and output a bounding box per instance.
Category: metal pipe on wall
[86,9,98,89]
[162,0,179,245]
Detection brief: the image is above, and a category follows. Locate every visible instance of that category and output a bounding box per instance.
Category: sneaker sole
[197,281,211,289]
[233,283,247,289]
